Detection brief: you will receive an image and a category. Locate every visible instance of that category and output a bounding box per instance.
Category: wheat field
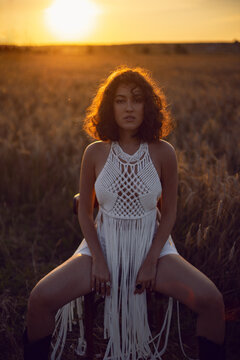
[0,46,239,359]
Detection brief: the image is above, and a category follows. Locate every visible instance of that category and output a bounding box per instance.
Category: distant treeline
[0,41,240,55]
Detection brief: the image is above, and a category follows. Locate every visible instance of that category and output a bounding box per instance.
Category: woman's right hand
[91,256,111,297]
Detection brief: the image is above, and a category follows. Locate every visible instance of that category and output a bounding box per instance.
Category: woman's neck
[118,137,140,146]
[118,130,140,146]
[117,135,141,155]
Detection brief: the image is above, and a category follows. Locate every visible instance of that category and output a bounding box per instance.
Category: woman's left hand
[134,256,158,295]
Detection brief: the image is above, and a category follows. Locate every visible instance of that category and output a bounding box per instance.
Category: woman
[24,66,225,360]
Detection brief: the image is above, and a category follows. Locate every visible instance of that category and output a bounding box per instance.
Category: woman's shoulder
[84,140,111,160]
[149,140,177,178]
[149,139,176,159]
[85,140,109,151]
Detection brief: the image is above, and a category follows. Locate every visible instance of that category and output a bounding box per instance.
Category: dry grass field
[0,45,240,359]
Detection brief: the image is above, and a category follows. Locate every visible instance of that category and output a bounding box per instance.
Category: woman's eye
[115,97,143,104]
[134,97,143,103]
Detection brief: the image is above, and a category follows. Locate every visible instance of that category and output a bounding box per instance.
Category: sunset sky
[0,0,239,45]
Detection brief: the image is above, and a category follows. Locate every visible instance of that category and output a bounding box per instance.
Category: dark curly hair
[83,66,173,142]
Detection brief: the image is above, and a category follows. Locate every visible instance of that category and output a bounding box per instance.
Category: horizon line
[0,40,239,47]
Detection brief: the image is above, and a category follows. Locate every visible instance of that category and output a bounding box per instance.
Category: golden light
[44,0,100,41]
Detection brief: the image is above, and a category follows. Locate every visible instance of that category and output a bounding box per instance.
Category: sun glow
[44,0,100,41]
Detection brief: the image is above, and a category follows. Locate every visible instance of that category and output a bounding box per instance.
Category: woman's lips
[124,116,135,120]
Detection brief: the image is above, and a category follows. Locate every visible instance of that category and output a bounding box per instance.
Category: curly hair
[83,66,173,142]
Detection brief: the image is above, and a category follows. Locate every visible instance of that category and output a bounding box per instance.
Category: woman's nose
[126,100,133,110]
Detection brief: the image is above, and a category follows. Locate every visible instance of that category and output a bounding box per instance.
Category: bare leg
[27,254,92,342]
[153,254,225,344]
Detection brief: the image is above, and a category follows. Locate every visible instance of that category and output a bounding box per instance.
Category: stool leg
[84,292,95,359]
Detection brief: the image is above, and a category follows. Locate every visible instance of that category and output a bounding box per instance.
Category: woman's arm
[78,143,103,259]
[78,143,111,296]
[147,141,178,262]
[135,141,178,293]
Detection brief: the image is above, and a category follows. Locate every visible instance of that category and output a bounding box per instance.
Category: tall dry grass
[0,47,239,359]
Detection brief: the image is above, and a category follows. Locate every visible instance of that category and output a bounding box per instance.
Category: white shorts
[75,232,179,259]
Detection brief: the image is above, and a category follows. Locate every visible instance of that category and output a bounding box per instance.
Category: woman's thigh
[154,254,222,313]
[30,254,92,312]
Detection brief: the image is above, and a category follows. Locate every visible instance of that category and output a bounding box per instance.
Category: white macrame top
[93,141,163,359]
[95,141,162,219]
[51,142,194,360]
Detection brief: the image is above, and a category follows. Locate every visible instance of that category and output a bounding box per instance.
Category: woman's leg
[153,254,225,344]
[26,254,92,342]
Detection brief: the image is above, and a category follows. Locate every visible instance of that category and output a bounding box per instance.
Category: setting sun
[44,0,100,41]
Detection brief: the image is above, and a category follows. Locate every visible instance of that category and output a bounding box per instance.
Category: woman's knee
[28,281,56,316]
[194,283,224,314]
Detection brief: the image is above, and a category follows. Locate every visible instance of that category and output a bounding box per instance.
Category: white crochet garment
[96,142,164,359]
[51,142,194,360]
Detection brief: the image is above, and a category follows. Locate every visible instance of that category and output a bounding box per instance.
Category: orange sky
[0,0,239,45]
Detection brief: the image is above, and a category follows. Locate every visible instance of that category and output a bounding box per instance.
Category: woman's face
[113,83,144,134]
